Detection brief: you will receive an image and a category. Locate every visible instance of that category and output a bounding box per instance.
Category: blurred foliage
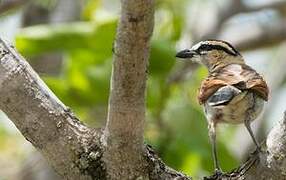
[33,0,58,9]
[0,124,28,171]
[0,0,240,178]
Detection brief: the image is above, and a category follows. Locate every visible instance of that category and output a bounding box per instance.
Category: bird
[175,39,269,175]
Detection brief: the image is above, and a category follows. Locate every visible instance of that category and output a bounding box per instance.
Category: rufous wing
[198,64,269,104]
[198,78,227,104]
[246,78,268,101]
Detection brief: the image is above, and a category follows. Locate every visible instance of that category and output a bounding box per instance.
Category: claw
[203,169,224,180]
[214,168,223,178]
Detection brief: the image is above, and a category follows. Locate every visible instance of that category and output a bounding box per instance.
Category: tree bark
[102,0,154,179]
[0,39,104,180]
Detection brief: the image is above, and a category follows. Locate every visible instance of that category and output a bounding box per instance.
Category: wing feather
[207,86,241,106]
[198,64,269,104]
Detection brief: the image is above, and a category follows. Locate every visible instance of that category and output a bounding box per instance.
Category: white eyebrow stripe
[212,41,236,54]
[191,41,204,51]
[191,40,238,55]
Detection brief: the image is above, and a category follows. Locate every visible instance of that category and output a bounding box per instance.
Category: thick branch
[102,0,154,179]
[0,39,104,180]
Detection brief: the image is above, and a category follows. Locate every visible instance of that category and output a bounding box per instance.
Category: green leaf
[16,20,117,57]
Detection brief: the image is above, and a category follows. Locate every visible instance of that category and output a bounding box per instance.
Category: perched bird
[176,40,269,174]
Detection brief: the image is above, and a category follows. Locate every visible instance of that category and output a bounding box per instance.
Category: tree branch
[102,0,154,179]
[0,39,104,180]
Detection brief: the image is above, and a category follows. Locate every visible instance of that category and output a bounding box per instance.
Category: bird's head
[176,40,243,71]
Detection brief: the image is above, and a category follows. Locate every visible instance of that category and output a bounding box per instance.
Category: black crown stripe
[197,44,239,56]
[203,39,240,55]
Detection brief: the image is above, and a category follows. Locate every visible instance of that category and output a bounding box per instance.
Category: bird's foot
[214,168,223,177]
[203,169,224,180]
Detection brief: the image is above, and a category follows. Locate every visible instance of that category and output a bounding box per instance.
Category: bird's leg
[244,116,261,152]
[208,121,222,175]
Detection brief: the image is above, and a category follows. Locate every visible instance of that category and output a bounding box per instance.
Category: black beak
[176,49,197,59]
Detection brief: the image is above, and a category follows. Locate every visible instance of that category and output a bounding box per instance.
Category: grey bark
[102,0,154,179]
[17,1,85,179]
[0,39,104,180]
[0,0,286,180]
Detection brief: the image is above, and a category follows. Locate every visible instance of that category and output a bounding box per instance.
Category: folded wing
[207,86,241,106]
[198,64,268,104]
